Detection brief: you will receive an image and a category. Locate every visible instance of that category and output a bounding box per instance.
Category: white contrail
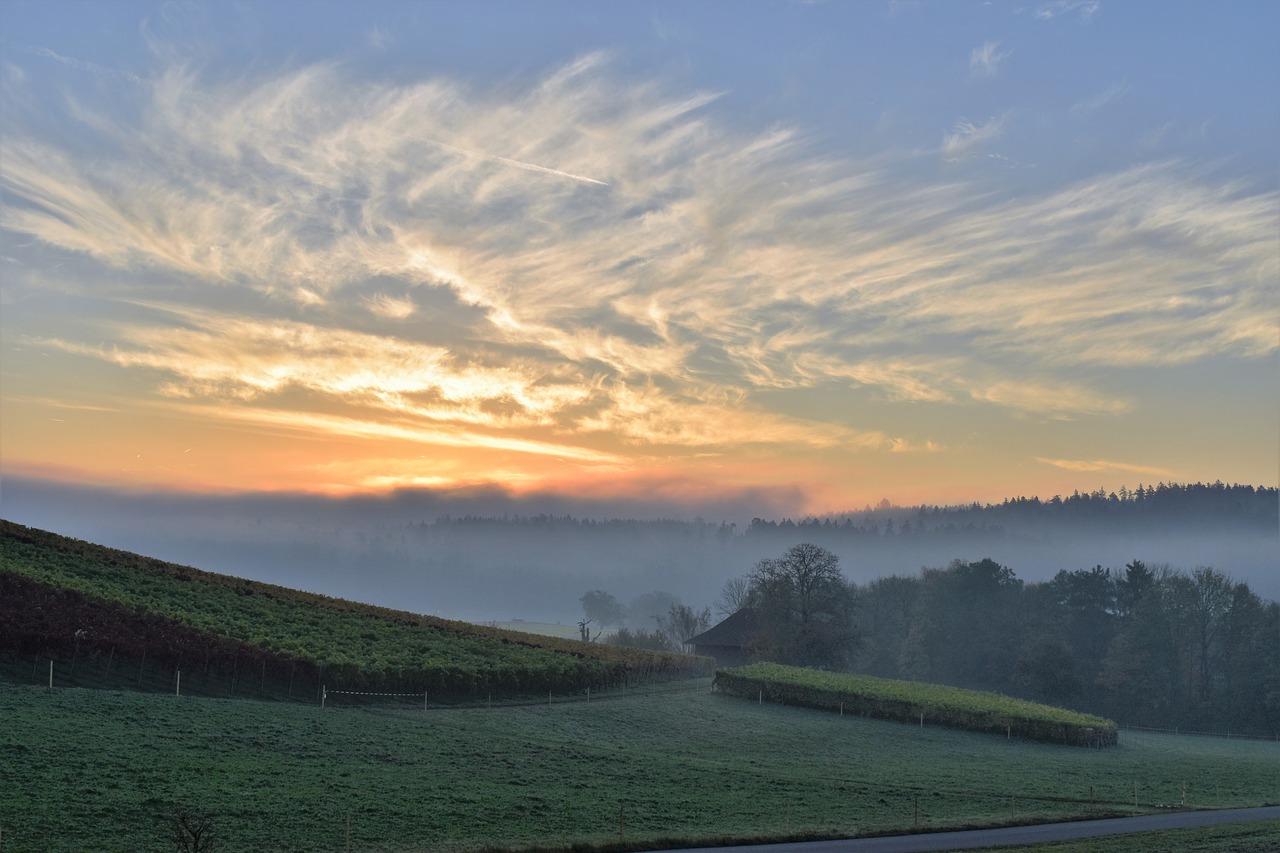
[429,140,608,186]
[28,46,143,85]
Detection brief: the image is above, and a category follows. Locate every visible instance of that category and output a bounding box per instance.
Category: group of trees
[579,589,711,653]
[709,544,1278,736]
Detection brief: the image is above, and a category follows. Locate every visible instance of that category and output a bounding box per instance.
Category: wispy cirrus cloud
[43,309,590,429]
[1035,1,1101,23]
[942,115,1006,160]
[1036,457,1174,478]
[365,293,417,319]
[25,45,142,85]
[970,41,1010,77]
[2,52,1275,481]
[1071,80,1130,116]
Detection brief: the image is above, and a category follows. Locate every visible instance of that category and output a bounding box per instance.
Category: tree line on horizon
[396,481,1277,542]
[704,544,1279,737]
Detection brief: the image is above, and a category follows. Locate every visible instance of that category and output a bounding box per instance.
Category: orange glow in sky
[2,4,1277,519]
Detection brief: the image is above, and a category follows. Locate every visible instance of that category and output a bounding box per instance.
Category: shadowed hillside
[0,520,712,703]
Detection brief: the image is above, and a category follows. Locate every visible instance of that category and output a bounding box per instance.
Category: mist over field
[4,477,1274,623]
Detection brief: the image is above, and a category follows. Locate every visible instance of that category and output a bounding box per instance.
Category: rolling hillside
[0,520,711,702]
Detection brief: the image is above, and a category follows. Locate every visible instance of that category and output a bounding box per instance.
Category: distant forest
[421,481,1277,540]
[753,481,1278,534]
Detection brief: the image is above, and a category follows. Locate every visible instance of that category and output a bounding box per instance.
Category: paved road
[650,806,1280,852]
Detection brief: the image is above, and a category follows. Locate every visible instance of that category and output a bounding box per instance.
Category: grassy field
[3,680,1276,852]
[1,521,710,700]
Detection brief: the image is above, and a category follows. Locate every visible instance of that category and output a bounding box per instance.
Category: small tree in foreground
[170,806,217,853]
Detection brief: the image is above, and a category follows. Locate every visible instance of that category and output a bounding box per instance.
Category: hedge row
[715,662,1118,747]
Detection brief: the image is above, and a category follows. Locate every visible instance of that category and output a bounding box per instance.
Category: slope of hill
[0,520,711,702]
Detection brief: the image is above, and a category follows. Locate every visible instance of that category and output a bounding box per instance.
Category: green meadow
[3,680,1276,852]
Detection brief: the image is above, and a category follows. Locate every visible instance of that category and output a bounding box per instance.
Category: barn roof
[685,607,757,647]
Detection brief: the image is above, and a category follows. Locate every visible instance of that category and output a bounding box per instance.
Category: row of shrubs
[715,662,1118,747]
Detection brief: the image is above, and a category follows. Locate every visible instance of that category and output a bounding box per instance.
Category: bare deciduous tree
[715,576,751,617]
[170,806,217,853]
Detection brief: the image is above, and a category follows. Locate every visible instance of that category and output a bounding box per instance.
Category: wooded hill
[747,481,1279,536]
[383,481,1277,538]
[0,520,712,702]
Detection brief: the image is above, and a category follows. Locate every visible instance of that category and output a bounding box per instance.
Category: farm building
[685,608,757,667]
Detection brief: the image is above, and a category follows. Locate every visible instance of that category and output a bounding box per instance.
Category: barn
[684,608,757,667]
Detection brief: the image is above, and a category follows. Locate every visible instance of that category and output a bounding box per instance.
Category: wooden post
[176,669,181,697]
[48,659,53,690]
[587,686,590,703]
[758,690,762,705]
[920,711,924,727]
[322,685,327,709]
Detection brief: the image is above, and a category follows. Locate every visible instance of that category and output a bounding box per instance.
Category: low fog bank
[2,477,1275,622]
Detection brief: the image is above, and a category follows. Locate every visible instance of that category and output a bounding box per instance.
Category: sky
[2,0,1277,521]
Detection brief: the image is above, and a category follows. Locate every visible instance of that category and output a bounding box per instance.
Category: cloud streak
[1036,457,1175,478]
[942,115,1007,161]
[970,42,1010,77]
[1071,81,1130,116]
[426,139,609,186]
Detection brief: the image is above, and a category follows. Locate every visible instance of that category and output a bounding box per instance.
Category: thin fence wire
[1120,724,1279,742]
[326,690,425,697]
